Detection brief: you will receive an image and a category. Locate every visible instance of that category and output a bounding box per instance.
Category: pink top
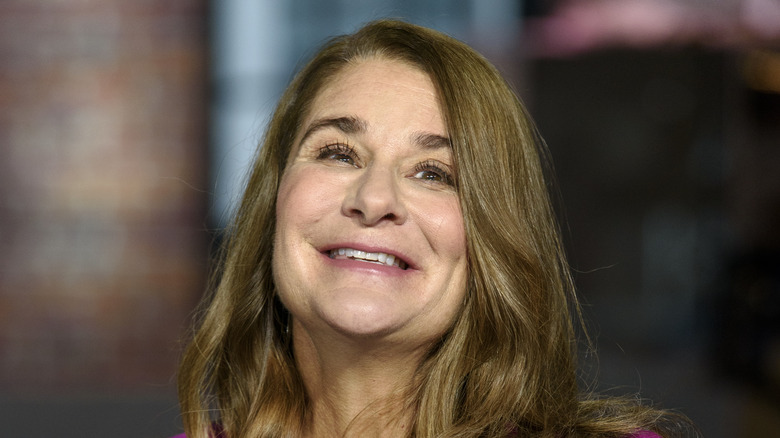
[170,430,662,437]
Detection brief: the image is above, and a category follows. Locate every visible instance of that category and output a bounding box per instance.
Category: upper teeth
[329,248,408,269]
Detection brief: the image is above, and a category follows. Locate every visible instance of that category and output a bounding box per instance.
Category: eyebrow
[412,132,451,150]
[299,115,451,149]
[299,116,367,145]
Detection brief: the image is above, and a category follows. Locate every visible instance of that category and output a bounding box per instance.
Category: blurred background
[1,0,778,436]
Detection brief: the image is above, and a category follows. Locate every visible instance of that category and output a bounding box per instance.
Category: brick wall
[0,0,208,394]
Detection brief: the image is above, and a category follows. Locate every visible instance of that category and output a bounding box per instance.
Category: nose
[342,164,407,226]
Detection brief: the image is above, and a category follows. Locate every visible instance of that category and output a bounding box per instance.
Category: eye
[317,143,358,166]
[412,160,454,187]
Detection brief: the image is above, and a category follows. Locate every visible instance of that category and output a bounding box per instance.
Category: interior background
[1,1,778,436]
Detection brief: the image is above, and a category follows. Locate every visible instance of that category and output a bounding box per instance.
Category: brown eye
[413,169,444,182]
[413,161,454,186]
[317,143,358,167]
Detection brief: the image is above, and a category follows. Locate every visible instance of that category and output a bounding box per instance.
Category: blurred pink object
[527,0,780,56]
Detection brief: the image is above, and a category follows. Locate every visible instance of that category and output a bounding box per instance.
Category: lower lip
[320,252,411,277]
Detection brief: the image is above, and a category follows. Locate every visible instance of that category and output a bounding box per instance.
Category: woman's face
[273,58,468,346]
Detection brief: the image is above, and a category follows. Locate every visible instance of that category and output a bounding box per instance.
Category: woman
[176,20,695,437]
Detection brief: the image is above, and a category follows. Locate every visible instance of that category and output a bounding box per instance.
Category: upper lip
[319,242,416,270]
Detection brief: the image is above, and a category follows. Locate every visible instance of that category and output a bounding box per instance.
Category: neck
[292,319,427,437]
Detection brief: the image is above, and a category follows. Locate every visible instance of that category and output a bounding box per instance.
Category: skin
[272,58,468,436]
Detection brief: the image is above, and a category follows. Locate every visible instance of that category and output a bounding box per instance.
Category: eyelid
[414,159,455,187]
[317,142,354,155]
[316,142,359,166]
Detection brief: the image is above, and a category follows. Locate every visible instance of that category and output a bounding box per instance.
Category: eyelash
[413,160,454,186]
[316,143,358,166]
[315,143,455,187]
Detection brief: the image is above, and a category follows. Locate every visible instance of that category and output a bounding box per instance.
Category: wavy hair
[178,19,695,437]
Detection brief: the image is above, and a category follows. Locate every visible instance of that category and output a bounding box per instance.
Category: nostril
[341,172,407,225]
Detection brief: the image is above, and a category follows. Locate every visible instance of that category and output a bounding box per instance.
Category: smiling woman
[176,20,697,438]
[273,59,467,347]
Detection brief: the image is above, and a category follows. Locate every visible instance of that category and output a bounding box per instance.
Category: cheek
[274,167,347,289]
[419,196,467,260]
[274,168,335,300]
[276,167,338,228]
[445,207,467,258]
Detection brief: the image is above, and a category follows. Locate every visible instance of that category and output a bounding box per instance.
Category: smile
[328,248,409,270]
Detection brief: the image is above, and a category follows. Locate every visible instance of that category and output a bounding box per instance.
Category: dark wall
[529,48,780,437]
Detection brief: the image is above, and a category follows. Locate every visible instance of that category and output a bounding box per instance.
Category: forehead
[322,58,433,94]
[303,58,444,130]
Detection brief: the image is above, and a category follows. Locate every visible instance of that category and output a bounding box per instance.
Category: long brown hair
[178,20,696,437]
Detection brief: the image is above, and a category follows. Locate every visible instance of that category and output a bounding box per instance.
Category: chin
[318,301,407,339]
